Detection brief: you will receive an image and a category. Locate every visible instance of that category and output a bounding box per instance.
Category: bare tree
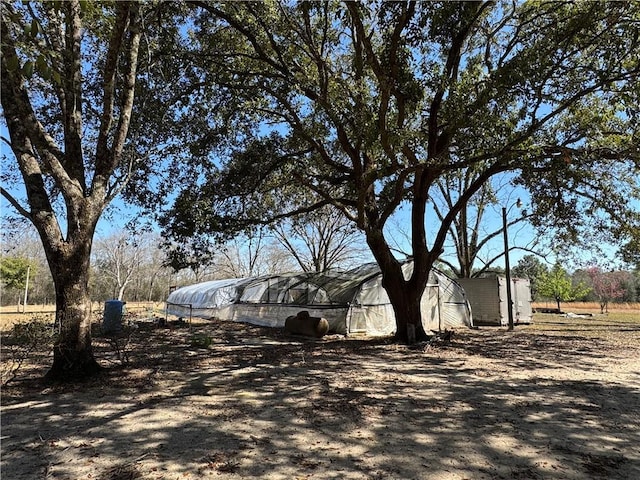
[432,175,543,277]
[93,231,147,301]
[271,206,371,273]
[217,230,270,278]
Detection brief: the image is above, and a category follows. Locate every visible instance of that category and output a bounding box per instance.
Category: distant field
[533,301,640,314]
[0,302,165,331]
[525,312,640,334]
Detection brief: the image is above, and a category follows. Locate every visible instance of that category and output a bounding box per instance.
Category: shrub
[1,317,55,385]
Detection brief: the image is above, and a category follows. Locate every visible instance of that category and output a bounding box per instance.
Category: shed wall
[511,278,533,324]
[457,278,503,326]
[457,277,532,326]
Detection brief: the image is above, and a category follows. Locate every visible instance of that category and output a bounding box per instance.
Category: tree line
[0,211,372,307]
[3,230,639,318]
[510,255,640,313]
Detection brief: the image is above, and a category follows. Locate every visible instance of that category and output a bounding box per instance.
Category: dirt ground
[1,313,639,480]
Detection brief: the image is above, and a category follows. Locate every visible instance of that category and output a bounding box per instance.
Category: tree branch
[0,187,32,220]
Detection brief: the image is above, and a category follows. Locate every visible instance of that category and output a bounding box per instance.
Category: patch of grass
[533,302,640,313]
[523,312,640,340]
[190,333,214,349]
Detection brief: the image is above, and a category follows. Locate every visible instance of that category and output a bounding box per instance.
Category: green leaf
[36,54,48,72]
[22,61,34,79]
[30,19,39,38]
[37,58,52,80]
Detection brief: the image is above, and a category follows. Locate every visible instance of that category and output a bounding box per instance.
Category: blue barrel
[103,300,126,334]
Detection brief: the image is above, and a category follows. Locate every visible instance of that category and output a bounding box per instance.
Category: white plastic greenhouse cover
[166,262,473,335]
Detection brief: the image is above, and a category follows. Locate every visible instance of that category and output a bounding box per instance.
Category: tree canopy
[3,1,639,356]
[0,256,34,291]
[586,267,632,314]
[157,1,639,341]
[538,263,591,311]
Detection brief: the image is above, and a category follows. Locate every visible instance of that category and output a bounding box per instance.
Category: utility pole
[502,207,514,331]
[23,265,31,313]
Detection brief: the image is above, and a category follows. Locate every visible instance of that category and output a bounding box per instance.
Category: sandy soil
[1,314,639,480]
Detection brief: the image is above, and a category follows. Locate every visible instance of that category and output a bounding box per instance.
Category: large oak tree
[1,1,146,379]
[160,1,639,343]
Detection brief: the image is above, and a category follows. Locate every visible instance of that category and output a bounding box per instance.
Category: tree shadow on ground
[2,319,639,479]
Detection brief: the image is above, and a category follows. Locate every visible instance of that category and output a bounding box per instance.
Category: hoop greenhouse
[166,262,474,336]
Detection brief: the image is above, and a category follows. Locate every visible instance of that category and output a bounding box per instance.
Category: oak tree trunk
[45,242,101,381]
[382,272,430,343]
[1,1,142,381]
[366,230,432,344]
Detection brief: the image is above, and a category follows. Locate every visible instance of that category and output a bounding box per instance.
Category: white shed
[456,276,533,326]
